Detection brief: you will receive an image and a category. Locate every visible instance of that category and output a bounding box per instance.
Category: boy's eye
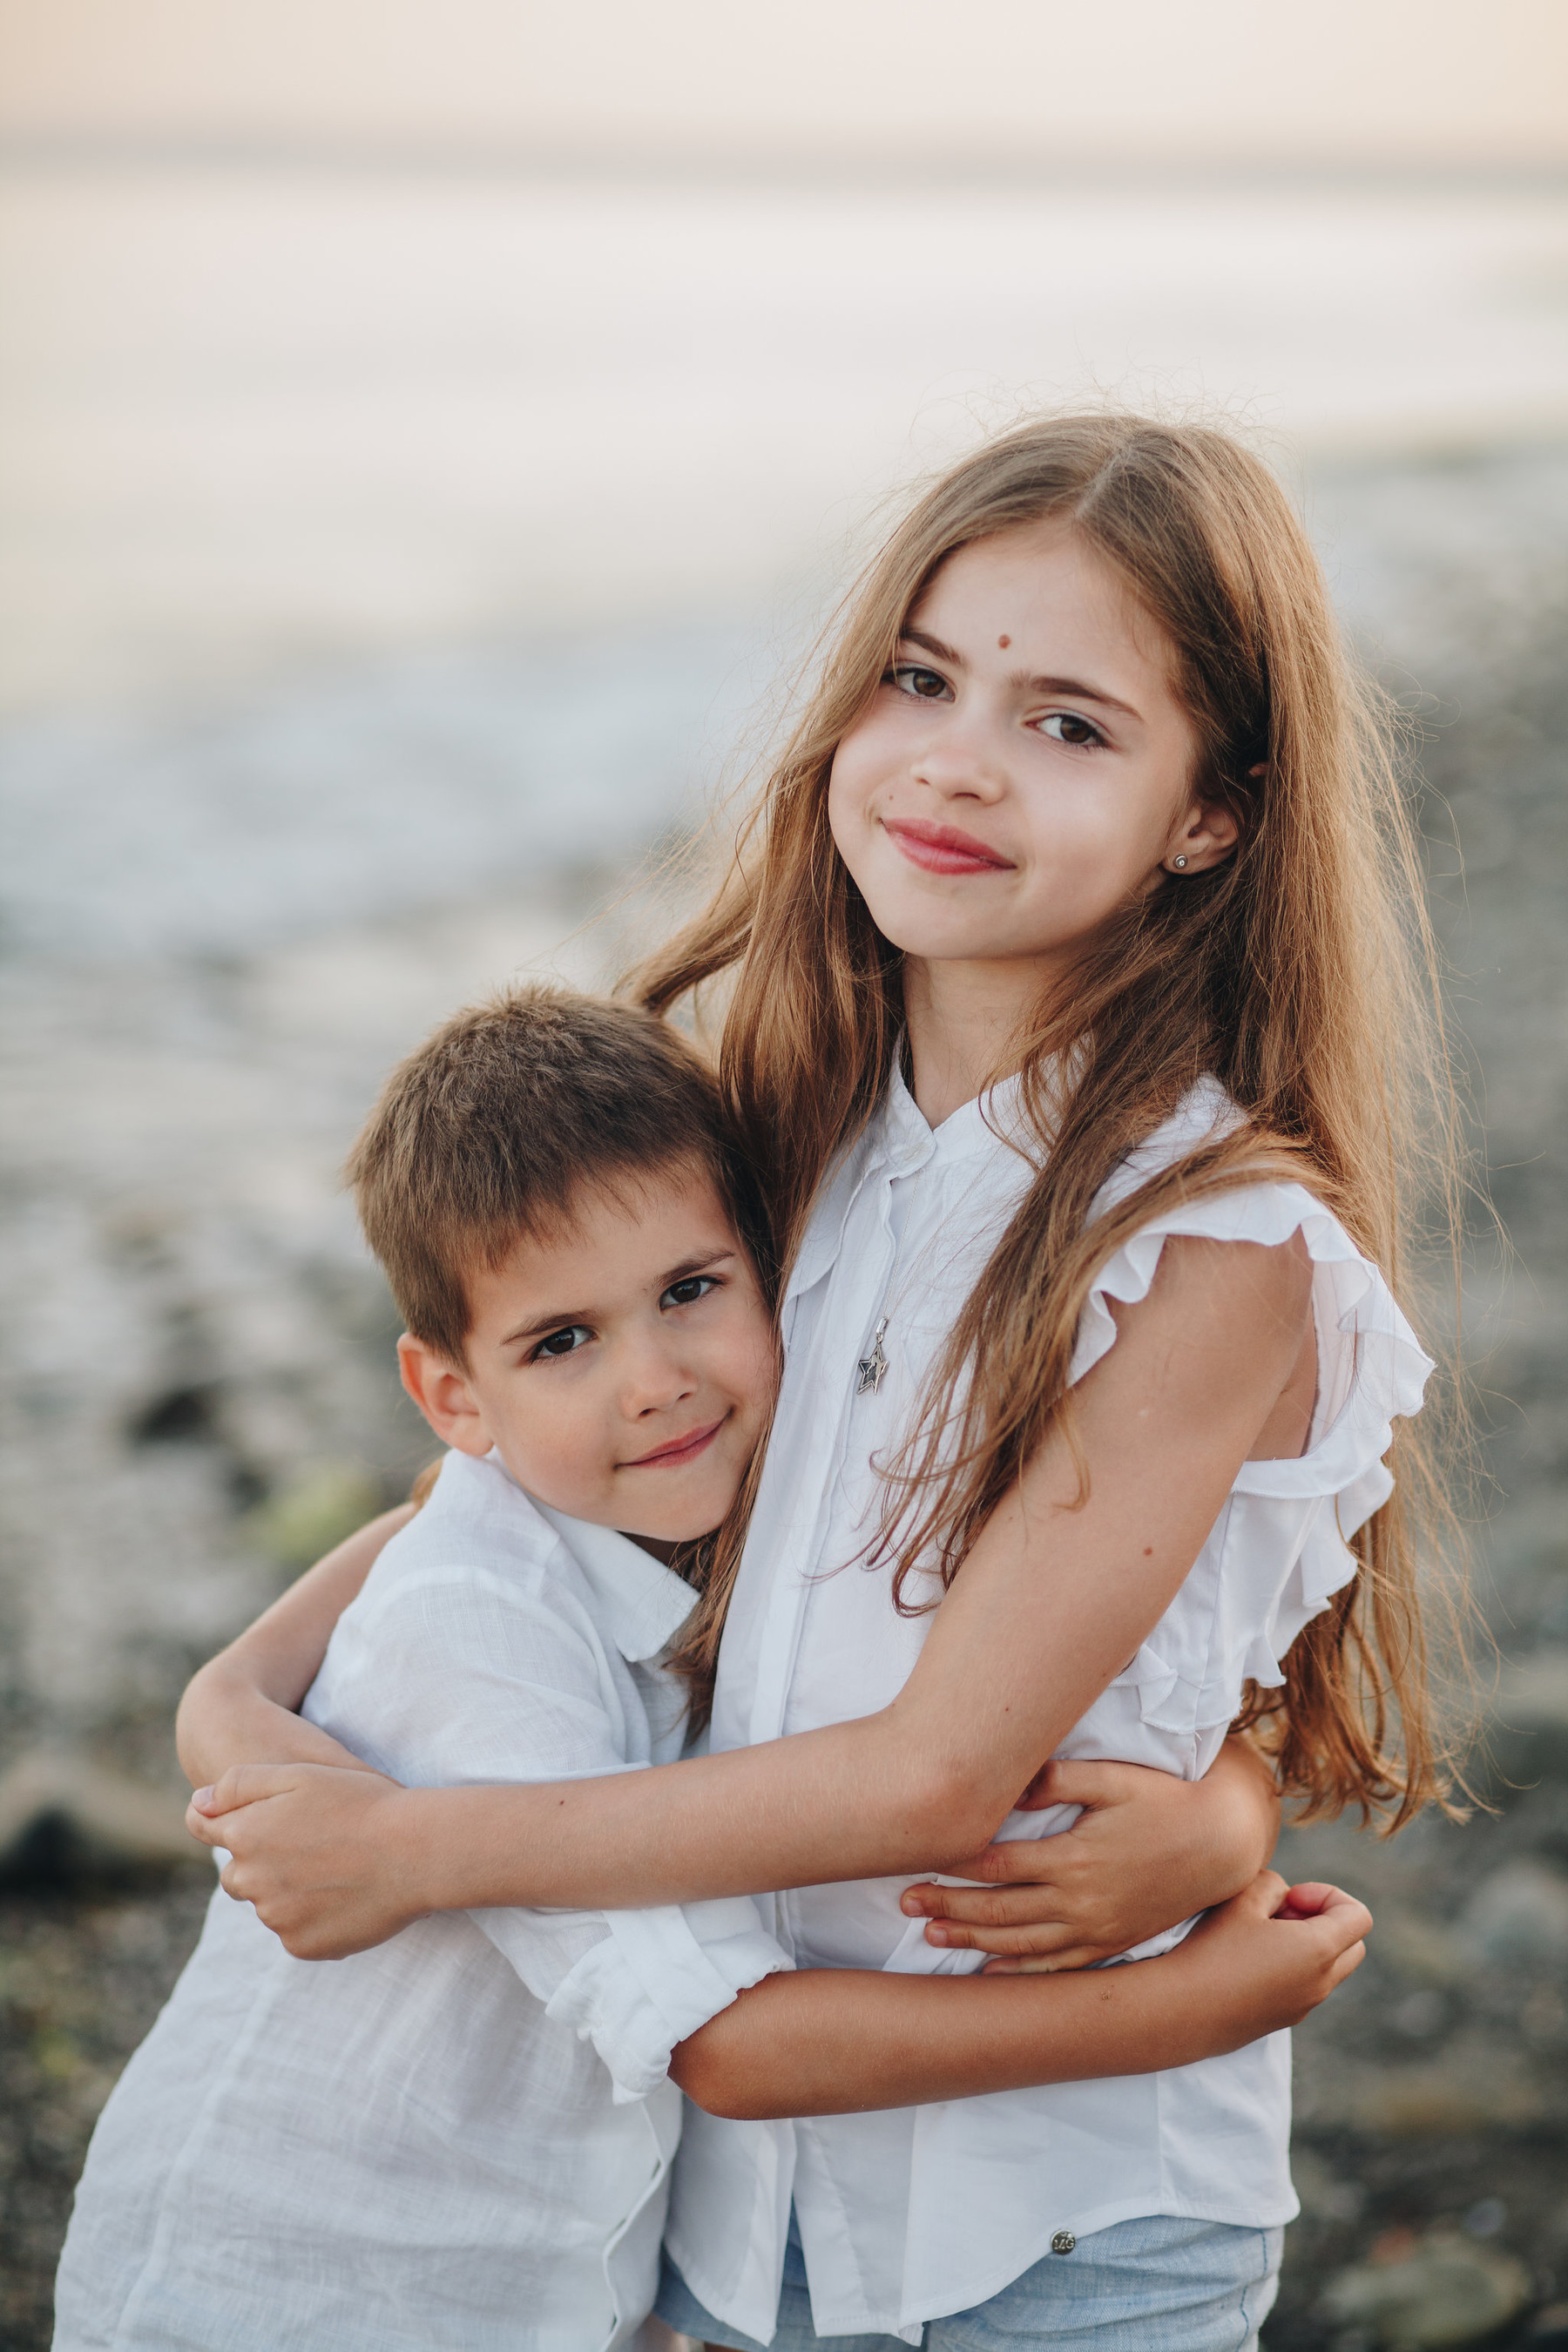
[531,1324,591,1362]
[661,1274,719,1310]
[887,663,951,702]
[1037,711,1105,748]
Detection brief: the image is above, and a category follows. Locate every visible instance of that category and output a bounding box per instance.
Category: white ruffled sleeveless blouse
[665,1067,1432,2349]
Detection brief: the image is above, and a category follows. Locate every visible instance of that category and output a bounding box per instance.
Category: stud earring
[1171,855,1189,870]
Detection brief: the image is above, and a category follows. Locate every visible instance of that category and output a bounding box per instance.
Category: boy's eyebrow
[898,629,1142,722]
[657,1246,738,1288]
[499,1247,738,1349]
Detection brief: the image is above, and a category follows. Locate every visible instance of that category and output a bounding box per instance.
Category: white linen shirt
[666,1064,1432,2346]
[55,1450,789,2352]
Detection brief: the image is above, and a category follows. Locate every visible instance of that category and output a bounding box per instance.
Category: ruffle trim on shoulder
[1069,1178,1433,1500]
[1071,1174,1433,1737]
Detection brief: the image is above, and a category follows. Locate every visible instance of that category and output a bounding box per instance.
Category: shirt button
[1051,2231,1076,2256]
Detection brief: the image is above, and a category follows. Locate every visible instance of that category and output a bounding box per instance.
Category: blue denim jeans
[655,2209,1283,2351]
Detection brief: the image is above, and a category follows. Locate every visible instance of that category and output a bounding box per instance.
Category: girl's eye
[531,1324,591,1362]
[1036,711,1105,748]
[887,663,952,703]
[661,1274,719,1310]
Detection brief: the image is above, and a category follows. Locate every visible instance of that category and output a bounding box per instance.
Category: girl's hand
[1173,1872,1371,2047]
[186,1763,423,1959]
[899,1741,1280,1972]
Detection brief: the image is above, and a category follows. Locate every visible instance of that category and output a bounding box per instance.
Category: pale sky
[3,0,1566,708]
[3,0,1567,169]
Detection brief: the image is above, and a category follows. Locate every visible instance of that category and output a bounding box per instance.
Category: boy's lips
[623,1416,726,1470]
[882,817,1014,875]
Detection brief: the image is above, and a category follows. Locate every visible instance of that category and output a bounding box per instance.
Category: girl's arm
[189,1233,1309,1957]
[903,1735,1281,1972]
[672,1876,1368,2119]
[175,1508,413,1788]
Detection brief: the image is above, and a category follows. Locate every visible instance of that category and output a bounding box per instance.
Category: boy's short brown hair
[347,984,771,1363]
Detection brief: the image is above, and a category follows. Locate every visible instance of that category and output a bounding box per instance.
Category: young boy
[57,988,1369,2352]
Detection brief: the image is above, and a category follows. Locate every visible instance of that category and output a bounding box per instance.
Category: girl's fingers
[925,1916,1084,1956]
[1328,1941,1369,1989]
[909,1842,1070,1896]
[1016,1760,1136,1812]
[903,1877,1067,1926]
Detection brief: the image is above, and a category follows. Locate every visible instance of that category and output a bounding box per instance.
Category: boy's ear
[396,1335,494,1457]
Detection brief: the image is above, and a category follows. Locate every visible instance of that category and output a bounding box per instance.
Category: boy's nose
[618,1335,695,1416]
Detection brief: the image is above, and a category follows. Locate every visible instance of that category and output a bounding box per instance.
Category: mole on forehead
[997,633,1010,647]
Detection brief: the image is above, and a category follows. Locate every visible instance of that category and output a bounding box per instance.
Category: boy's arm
[672,1875,1369,2119]
[175,1508,413,1788]
[279,1558,793,2100]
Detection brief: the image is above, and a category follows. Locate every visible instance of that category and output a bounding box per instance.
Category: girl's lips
[623,1416,726,1470]
[882,818,1014,876]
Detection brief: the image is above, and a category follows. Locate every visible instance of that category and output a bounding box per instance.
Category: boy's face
[396,1163,776,1551]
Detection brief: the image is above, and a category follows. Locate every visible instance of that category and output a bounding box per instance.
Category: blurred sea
[3,164,1568,2347]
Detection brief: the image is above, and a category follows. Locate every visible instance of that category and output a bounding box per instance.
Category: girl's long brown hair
[641,413,1471,1824]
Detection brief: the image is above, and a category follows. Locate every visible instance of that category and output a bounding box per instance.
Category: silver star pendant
[856,1317,889,1397]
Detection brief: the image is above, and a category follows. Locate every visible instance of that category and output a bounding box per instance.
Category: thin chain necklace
[855,1162,930,1399]
[855,1037,945,1400]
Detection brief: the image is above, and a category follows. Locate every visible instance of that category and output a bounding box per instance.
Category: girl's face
[828,522,1236,987]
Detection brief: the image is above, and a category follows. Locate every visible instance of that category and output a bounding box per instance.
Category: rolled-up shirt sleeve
[493,1895,790,2103]
[307,1558,792,2101]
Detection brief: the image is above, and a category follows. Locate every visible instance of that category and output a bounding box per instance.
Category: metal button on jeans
[1051,2231,1076,2256]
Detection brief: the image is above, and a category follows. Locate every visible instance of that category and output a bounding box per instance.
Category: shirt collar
[524,1491,699,1665]
[782,1057,1048,1304]
[882,1055,1040,1170]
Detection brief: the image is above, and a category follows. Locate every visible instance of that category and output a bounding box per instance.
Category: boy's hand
[186,1764,422,1959]
[1172,1872,1371,2046]
[901,1747,1280,1972]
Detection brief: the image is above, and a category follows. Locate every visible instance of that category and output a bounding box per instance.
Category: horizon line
[3,126,1567,193]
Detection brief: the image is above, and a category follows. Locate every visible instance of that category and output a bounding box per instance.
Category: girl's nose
[910,719,1009,803]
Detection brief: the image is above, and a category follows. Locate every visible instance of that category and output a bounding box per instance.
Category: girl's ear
[1163,794,1242,876]
[396,1334,494,1456]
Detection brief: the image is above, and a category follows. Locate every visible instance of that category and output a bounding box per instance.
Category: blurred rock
[1457,1861,1568,1972]
[1292,2146,1368,2222]
[1321,2233,1532,2348]
[241,1463,389,1572]
[0,1753,201,1887]
[1489,1648,1568,1790]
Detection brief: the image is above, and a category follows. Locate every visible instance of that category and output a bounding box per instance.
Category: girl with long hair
[183,412,1461,2349]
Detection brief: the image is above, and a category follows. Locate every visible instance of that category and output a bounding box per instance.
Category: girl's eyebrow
[898,627,1143,723]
